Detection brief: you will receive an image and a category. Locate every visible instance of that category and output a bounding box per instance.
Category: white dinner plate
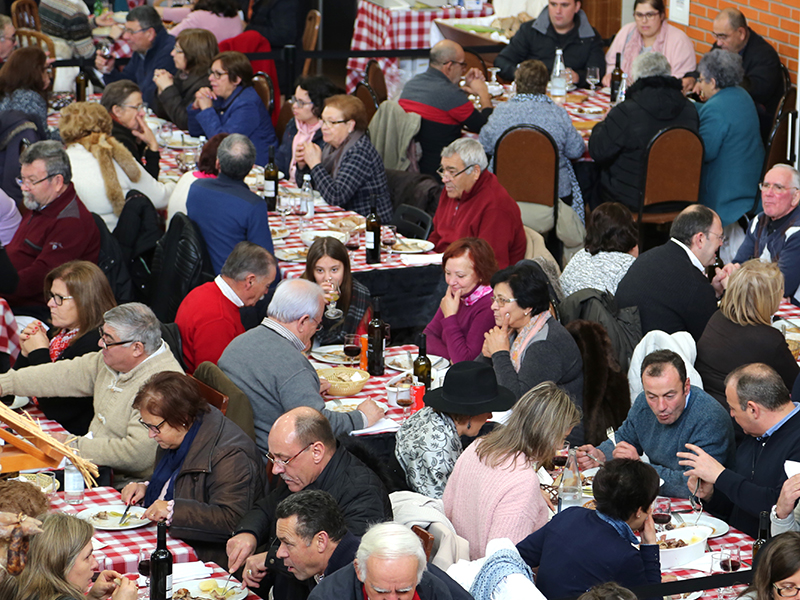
[176,579,247,600]
[166,136,202,150]
[77,505,149,530]
[270,226,290,240]
[274,247,308,263]
[669,513,729,538]
[391,239,434,254]
[384,353,448,372]
[310,345,354,365]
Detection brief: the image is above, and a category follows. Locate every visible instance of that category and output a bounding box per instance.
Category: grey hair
[725,363,790,411]
[20,141,72,185]
[717,7,746,31]
[441,138,488,172]
[217,134,256,180]
[103,302,162,355]
[0,15,12,30]
[267,279,324,323]
[127,5,163,32]
[771,164,800,189]
[631,52,671,81]
[221,241,276,281]
[355,523,427,585]
[698,50,744,89]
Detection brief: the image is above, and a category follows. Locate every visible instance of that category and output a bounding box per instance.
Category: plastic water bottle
[302,174,314,218]
[614,73,628,106]
[64,459,84,505]
[550,49,567,98]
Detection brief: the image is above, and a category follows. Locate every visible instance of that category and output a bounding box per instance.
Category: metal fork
[689,479,704,526]
[606,427,617,446]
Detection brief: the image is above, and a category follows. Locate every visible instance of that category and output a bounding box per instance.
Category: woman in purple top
[424,238,498,363]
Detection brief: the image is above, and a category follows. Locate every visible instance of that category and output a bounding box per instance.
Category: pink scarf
[290,118,322,182]
[510,311,550,371]
[622,21,670,75]
[463,284,492,307]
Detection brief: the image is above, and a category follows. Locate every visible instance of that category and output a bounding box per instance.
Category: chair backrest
[639,126,703,215]
[91,213,135,304]
[763,87,798,177]
[464,49,487,79]
[302,9,321,76]
[16,29,55,81]
[411,525,434,562]
[275,100,294,142]
[11,0,39,31]
[494,124,559,209]
[252,71,274,115]
[189,374,229,415]
[194,361,256,441]
[391,203,433,240]
[366,59,388,104]
[354,81,379,124]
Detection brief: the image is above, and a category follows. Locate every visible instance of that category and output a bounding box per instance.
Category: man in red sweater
[6,141,100,311]
[428,138,526,269]
[175,241,276,373]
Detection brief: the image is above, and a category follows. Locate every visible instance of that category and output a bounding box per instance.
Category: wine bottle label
[365,231,375,249]
[166,574,172,599]
[265,181,276,195]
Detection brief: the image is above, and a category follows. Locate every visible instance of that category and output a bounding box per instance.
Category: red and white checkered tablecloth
[346,0,494,93]
[0,297,20,362]
[776,299,800,321]
[48,487,198,574]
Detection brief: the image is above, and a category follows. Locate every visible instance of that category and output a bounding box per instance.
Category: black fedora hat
[424,361,516,415]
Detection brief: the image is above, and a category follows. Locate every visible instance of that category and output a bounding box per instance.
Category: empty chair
[366,59,388,104]
[391,203,432,240]
[11,0,39,31]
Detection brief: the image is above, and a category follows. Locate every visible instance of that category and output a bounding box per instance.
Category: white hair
[267,279,324,323]
[631,51,671,82]
[355,523,426,585]
[770,164,800,189]
[103,303,161,355]
[441,138,488,172]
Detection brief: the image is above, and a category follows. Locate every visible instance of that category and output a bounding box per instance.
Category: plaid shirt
[310,134,393,223]
[316,279,371,346]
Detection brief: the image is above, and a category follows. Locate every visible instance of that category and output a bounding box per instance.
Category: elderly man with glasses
[427,138,526,269]
[94,5,176,108]
[0,15,17,63]
[718,165,800,299]
[226,407,392,600]
[399,40,492,179]
[0,303,183,488]
[4,141,99,311]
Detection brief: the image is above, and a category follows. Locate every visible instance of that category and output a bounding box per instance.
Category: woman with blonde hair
[14,261,117,435]
[14,512,137,600]
[443,381,581,559]
[60,102,175,231]
[696,259,799,406]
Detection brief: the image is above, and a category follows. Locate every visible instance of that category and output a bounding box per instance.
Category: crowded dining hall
[0,0,797,598]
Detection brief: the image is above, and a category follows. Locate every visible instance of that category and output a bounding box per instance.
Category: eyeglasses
[208,69,228,79]
[633,11,660,20]
[173,48,184,54]
[321,118,348,128]
[0,34,16,43]
[97,327,135,349]
[712,31,731,41]
[774,586,800,598]
[138,417,167,434]
[445,60,468,69]
[121,103,145,111]
[436,164,476,180]
[16,174,54,188]
[760,182,799,193]
[46,291,74,306]
[309,316,323,332]
[290,96,312,108]
[492,295,517,306]
[266,443,312,467]
[122,25,150,35]
[705,231,726,244]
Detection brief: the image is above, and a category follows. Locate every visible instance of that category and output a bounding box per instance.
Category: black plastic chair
[391,204,433,240]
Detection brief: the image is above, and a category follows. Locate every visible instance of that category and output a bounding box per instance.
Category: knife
[118,503,131,525]
[220,572,233,596]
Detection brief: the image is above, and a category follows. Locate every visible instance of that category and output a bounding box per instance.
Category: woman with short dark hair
[0,47,59,140]
[188,50,278,164]
[121,372,267,565]
[517,459,661,599]
[560,202,639,297]
[101,80,161,178]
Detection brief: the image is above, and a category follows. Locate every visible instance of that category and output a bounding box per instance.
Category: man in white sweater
[0,303,183,488]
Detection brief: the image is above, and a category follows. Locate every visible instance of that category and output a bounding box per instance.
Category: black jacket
[588,76,699,210]
[245,0,299,48]
[308,562,456,600]
[13,330,100,435]
[112,120,160,180]
[494,7,605,86]
[155,71,209,132]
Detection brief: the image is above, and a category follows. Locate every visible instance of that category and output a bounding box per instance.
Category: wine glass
[324,280,343,319]
[98,40,113,59]
[381,225,397,254]
[277,192,292,227]
[586,67,600,92]
[343,333,361,365]
[138,547,151,588]
[156,123,172,147]
[487,66,500,85]
[652,497,671,532]
[718,545,741,599]
[553,441,569,472]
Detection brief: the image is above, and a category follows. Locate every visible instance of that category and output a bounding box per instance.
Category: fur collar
[74,132,141,216]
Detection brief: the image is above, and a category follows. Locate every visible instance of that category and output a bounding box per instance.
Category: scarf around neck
[510,310,550,371]
[320,129,364,178]
[49,328,79,361]
[144,416,203,506]
[73,132,141,216]
[290,118,322,182]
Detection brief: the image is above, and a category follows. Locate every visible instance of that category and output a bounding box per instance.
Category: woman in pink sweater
[443,381,581,559]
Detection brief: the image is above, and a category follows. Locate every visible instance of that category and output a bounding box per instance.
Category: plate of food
[174,579,247,600]
[274,247,308,262]
[270,226,290,240]
[166,135,202,149]
[666,514,729,538]
[310,345,353,364]
[325,215,366,233]
[77,505,149,530]
[581,467,599,495]
[385,353,448,372]
[391,239,434,254]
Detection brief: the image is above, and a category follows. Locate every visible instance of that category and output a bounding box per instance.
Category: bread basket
[318,367,370,396]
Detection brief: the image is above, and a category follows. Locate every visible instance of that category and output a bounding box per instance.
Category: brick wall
[666,0,798,84]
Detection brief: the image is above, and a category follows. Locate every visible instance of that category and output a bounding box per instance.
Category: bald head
[713,8,748,53]
[430,40,466,84]
[268,408,335,492]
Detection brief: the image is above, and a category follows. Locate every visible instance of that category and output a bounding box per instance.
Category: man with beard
[5,141,100,310]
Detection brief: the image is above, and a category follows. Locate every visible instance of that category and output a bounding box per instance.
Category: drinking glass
[652,497,671,531]
[156,123,172,147]
[381,225,397,254]
[586,67,600,92]
[343,334,361,364]
[553,441,569,471]
[324,280,343,320]
[487,66,500,84]
[718,545,741,599]
[277,192,292,227]
[138,547,151,588]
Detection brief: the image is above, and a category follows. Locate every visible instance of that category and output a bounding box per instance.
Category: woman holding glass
[15,261,116,436]
[12,512,137,600]
[424,238,498,363]
[601,0,696,85]
[302,237,372,346]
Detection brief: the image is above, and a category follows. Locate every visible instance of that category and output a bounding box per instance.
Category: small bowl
[386,371,414,408]
[658,525,713,569]
[318,367,370,396]
[300,230,348,247]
